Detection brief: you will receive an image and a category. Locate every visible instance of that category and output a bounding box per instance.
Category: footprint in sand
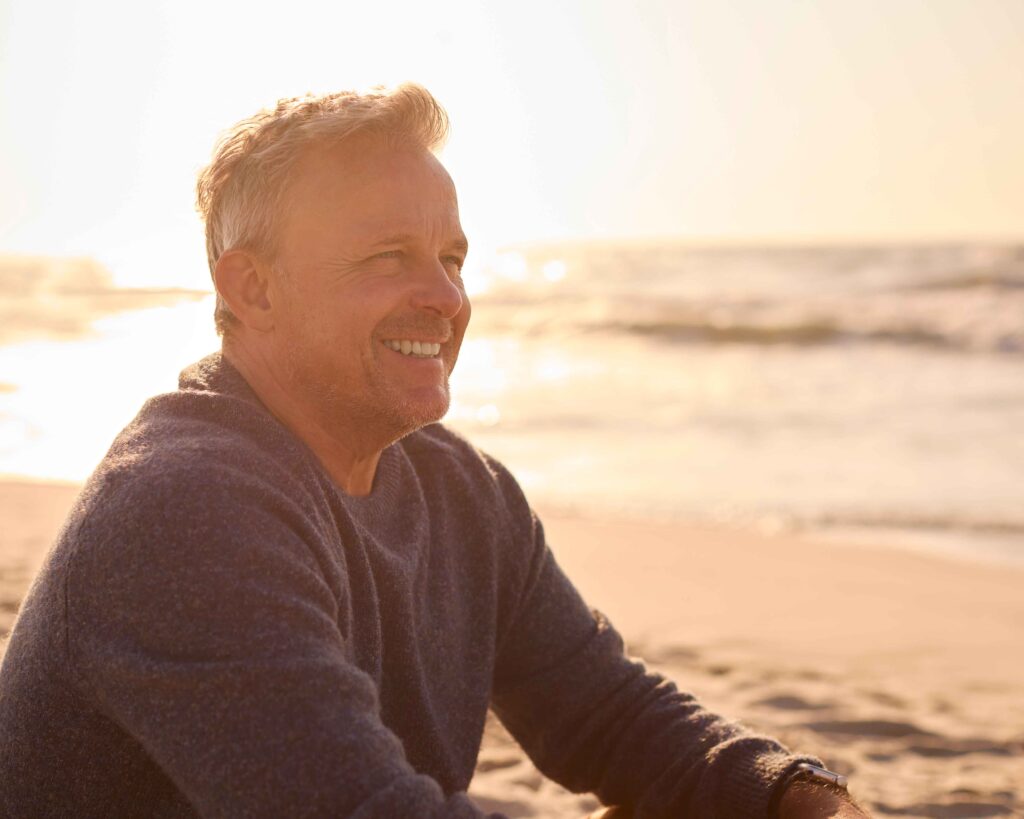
[475,755,522,773]
[510,770,544,790]
[858,689,908,709]
[634,644,700,666]
[874,800,1016,817]
[904,737,1021,758]
[750,693,835,711]
[469,794,535,818]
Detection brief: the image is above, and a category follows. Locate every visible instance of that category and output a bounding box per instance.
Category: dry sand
[2,481,1021,817]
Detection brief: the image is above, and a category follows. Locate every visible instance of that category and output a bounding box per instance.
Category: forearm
[492,547,821,816]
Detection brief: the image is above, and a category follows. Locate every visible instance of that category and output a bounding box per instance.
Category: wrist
[771,762,863,819]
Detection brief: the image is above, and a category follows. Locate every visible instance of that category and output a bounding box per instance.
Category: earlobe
[213,250,275,332]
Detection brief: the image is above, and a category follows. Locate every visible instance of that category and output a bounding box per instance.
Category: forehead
[280,135,461,244]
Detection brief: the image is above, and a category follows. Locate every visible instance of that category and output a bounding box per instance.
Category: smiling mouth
[382,339,442,358]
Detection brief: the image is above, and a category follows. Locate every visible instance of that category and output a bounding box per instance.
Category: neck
[222,339,382,496]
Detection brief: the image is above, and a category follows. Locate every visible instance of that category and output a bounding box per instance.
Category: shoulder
[63,400,342,644]
[401,423,527,508]
[94,378,322,504]
[65,385,334,578]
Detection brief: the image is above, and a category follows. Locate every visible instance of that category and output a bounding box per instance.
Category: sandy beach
[2,480,1021,817]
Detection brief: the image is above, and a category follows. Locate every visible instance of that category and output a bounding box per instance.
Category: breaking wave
[597,317,974,350]
[474,292,1024,354]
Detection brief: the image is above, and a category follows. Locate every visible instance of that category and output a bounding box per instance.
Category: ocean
[446,242,1024,567]
[2,243,1022,566]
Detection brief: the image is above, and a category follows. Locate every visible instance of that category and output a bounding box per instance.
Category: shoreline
[528,493,1024,572]
[535,505,1024,680]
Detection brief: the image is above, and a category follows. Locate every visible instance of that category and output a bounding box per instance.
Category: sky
[2,0,1023,291]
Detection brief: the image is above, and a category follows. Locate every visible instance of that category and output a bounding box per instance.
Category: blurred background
[1,0,1022,564]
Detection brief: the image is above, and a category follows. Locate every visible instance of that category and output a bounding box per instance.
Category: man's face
[264,136,471,445]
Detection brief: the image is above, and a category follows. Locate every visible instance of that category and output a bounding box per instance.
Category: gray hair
[195,83,450,335]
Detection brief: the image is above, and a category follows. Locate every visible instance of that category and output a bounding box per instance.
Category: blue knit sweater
[0,354,818,817]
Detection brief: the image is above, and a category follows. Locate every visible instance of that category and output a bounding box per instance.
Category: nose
[409,260,465,320]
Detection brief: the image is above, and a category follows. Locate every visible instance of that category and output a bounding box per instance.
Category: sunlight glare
[460,263,491,298]
[541,259,567,282]
[476,404,501,427]
[0,297,219,482]
[495,252,528,282]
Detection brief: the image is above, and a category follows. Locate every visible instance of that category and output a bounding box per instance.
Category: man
[0,85,866,818]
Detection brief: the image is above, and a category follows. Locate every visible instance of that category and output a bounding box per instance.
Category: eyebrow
[371,233,470,255]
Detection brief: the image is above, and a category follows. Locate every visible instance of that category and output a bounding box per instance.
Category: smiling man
[215,131,471,495]
[0,86,866,818]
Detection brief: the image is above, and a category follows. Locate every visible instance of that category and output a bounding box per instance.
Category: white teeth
[383,340,441,357]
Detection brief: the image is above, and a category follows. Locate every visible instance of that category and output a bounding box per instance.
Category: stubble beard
[284,338,453,449]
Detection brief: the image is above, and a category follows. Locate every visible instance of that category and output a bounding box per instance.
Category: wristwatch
[786,763,849,790]
[769,763,849,817]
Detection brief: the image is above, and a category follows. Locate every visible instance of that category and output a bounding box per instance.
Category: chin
[383,388,451,438]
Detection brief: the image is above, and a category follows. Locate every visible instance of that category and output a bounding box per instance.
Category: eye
[372,250,402,260]
[442,255,465,272]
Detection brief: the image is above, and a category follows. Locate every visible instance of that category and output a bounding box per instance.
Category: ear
[213,249,276,333]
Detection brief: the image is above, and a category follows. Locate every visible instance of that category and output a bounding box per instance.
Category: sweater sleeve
[65,459,501,819]
[490,502,821,819]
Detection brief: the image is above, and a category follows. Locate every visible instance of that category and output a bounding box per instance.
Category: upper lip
[379,335,449,344]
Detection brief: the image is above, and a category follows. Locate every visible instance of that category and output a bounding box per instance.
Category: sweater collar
[178,351,260,404]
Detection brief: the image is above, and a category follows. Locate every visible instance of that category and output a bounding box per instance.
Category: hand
[778,781,871,818]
